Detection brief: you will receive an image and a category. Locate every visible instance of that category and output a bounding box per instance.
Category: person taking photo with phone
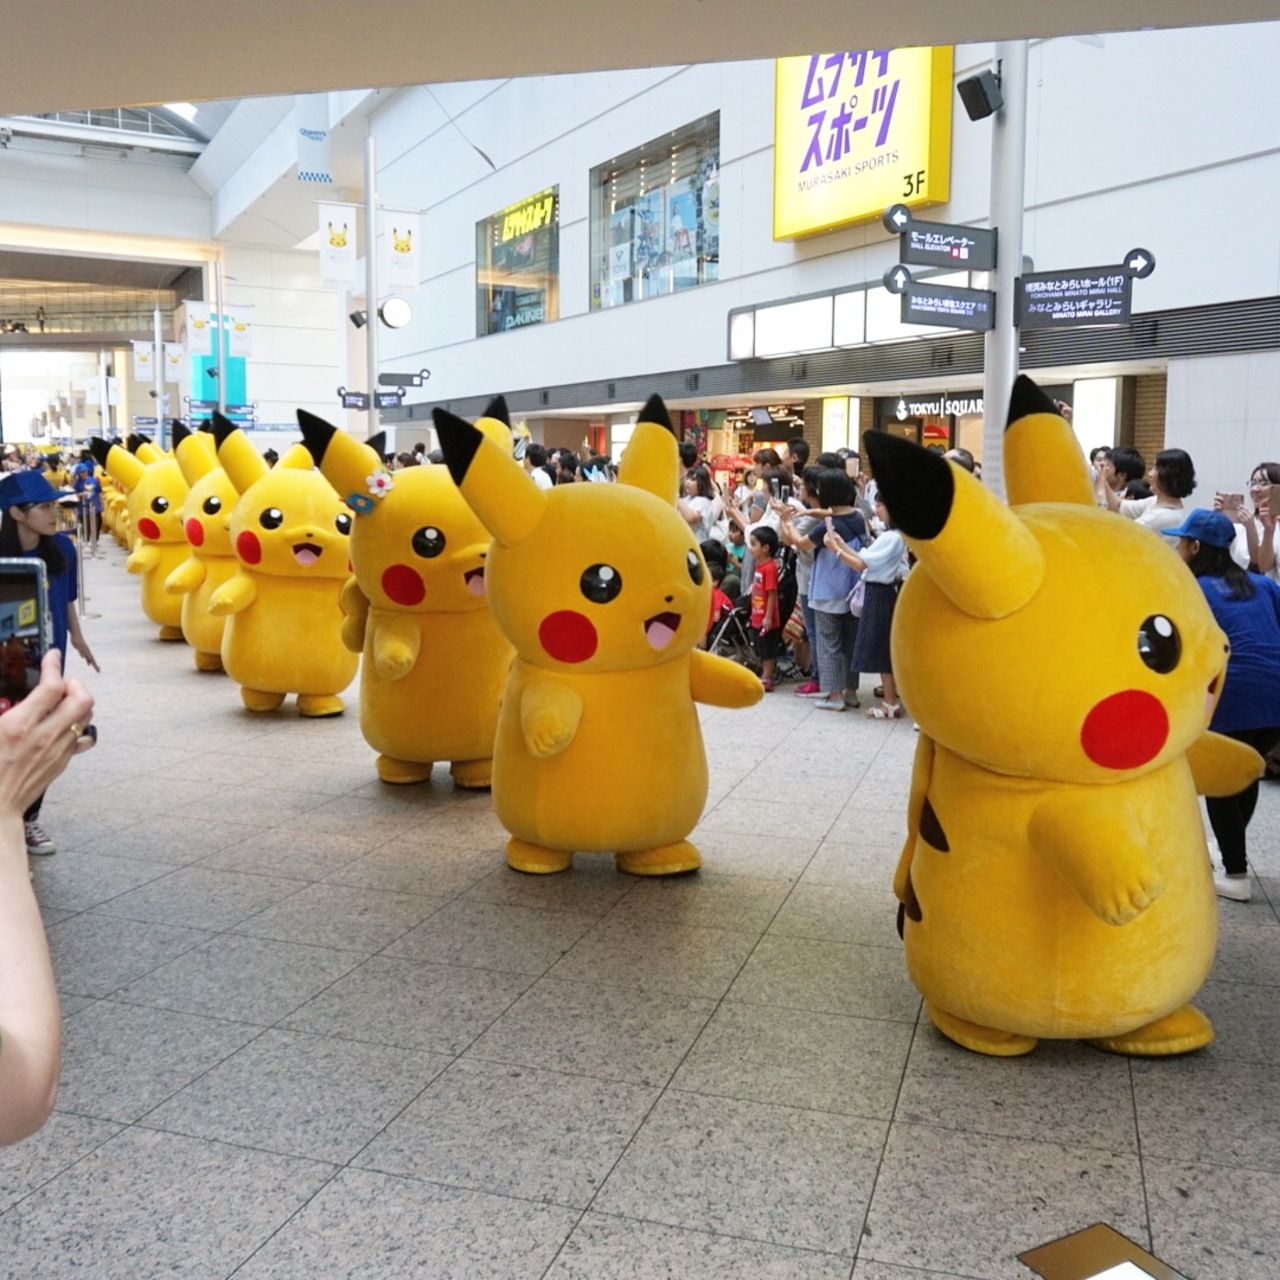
[0,469,99,856]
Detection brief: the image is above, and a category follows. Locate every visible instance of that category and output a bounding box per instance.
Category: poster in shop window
[667,179,699,291]
[634,188,666,297]
[607,208,634,307]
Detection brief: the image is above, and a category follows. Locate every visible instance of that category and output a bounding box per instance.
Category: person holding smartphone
[0,470,98,856]
[1218,462,1280,582]
[0,650,94,1145]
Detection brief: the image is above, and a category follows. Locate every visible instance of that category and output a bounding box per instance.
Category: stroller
[706,594,761,674]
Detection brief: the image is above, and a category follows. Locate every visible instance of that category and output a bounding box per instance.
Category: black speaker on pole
[957,70,1004,121]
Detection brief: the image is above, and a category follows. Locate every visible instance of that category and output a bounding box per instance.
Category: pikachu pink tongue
[293,544,322,566]
[465,568,485,597]
[644,611,680,651]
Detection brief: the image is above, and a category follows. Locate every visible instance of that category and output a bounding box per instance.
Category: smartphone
[780,484,792,503]
[769,478,781,499]
[1270,487,1280,518]
[0,559,50,714]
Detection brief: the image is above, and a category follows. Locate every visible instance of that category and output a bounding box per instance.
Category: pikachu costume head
[436,393,762,876]
[864,376,1263,1058]
[90,435,190,639]
[298,404,514,786]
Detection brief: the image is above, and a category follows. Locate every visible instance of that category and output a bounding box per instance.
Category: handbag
[848,576,866,617]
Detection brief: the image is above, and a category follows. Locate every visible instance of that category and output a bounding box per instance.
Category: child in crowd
[748,526,781,690]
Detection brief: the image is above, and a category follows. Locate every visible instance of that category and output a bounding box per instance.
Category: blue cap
[0,468,61,510]
[1161,508,1236,549]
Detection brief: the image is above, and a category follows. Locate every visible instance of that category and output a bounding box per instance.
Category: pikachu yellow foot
[506,838,573,875]
[1087,1005,1214,1057]
[926,1003,1039,1056]
[616,840,701,877]
[158,625,185,641]
[450,759,492,789]
[241,688,286,712]
[193,650,224,672]
[297,694,345,718]
[376,755,434,785]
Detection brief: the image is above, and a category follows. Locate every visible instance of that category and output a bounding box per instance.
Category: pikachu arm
[519,674,584,758]
[125,544,160,575]
[1027,788,1162,926]
[338,577,369,656]
[164,556,206,596]
[370,612,422,682]
[894,732,935,903]
[688,649,764,708]
[1186,730,1265,797]
[207,573,258,616]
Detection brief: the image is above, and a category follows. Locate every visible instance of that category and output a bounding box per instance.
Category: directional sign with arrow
[1018,248,1156,330]
[884,265,912,295]
[1124,247,1156,279]
[884,204,998,271]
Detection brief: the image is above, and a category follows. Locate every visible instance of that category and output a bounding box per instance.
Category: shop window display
[591,114,720,310]
[476,188,560,337]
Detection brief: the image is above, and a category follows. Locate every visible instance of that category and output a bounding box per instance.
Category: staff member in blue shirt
[1167,508,1280,901]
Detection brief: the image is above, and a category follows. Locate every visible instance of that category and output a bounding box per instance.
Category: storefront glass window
[590,114,720,310]
[475,187,559,337]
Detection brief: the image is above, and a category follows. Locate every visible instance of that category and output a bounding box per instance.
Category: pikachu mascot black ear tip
[862,431,955,541]
[433,407,483,488]
[88,437,113,469]
[171,423,191,446]
[296,409,338,466]
[1007,375,1061,428]
[210,411,239,448]
[482,395,510,426]
[638,393,673,434]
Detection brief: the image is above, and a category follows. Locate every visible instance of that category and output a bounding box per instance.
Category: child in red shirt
[748,526,781,690]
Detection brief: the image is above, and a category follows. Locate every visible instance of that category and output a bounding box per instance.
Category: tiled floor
[3,543,1279,1279]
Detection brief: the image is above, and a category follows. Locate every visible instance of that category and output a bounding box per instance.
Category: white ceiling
[4,0,1280,115]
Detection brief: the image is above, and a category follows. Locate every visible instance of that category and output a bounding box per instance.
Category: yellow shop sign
[500,191,558,242]
[774,47,953,240]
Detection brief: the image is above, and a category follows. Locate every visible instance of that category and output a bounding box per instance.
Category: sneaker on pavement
[794,680,822,697]
[1213,871,1251,902]
[25,820,56,856]
[814,697,846,712]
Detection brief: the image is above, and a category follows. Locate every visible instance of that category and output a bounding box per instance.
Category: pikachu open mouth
[464,567,485,597]
[293,543,323,566]
[644,611,681,651]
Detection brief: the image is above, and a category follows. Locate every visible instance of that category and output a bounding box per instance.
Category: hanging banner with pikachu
[318,201,359,288]
[382,209,420,293]
[226,306,254,358]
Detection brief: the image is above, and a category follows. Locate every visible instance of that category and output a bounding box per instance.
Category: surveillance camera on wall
[0,128,12,148]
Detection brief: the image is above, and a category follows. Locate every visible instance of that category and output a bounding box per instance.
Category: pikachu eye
[686,549,704,586]
[202,496,222,515]
[1137,614,1181,673]
[151,496,169,514]
[580,563,622,604]
[259,507,284,530]
[412,526,445,558]
[334,513,352,536]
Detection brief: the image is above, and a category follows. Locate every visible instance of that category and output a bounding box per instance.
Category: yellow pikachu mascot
[865,376,1262,1057]
[208,415,358,714]
[165,425,241,672]
[435,393,763,875]
[298,404,515,786]
[89,436,190,640]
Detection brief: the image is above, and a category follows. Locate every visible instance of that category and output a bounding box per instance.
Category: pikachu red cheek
[539,610,598,663]
[236,531,262,565]
[137,517,161,540]
[1080,690,1169,770]
[381,564,425,606]
[186,519,205,547]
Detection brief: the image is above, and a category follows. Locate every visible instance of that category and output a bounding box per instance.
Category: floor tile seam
[96,988,273,1028]
[846,1003,926,1271]
[716,992,922,1025]
[0,1111,127,1220]
[886,1111,1154,1161]
[1127,1057,1160,1257]
[125,1114,347,1171]
[644,1080,901,1127]
[1136,1150,1280,1177]
[546,1206,861,1273]
[62,992,267,1033]
[763,927,903,950]
[51,936,218,1003]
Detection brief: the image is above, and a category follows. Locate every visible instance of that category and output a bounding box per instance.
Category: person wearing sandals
[780,467,866,711]
[824,495,908,718]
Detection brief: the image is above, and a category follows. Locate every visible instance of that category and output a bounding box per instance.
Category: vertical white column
[213,260,227,415]
[981,40,1028,502]
[152,306,165,447]
[365,133,380,437]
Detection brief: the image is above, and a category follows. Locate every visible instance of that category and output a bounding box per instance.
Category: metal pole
[98,349,111,437]
[213,260,227,415]
[365,132,380,436]
[153,306,166,448]
[981,39,1028,502]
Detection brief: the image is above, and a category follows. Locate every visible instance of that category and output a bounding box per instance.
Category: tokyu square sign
[773,46,953,240]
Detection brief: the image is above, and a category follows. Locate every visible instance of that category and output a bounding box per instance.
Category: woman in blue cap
[1167,507,1280,901]
[0,469,98,856]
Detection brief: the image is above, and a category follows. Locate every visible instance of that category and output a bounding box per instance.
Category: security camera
[0,128,12,148]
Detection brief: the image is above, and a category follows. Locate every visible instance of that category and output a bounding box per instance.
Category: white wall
[363,23,1280,403]
[1166,352,1280,509]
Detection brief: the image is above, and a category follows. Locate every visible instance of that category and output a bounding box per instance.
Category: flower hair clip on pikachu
[435,393,764,876]
[865,376,1262,1058]
[298,402,514,787]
